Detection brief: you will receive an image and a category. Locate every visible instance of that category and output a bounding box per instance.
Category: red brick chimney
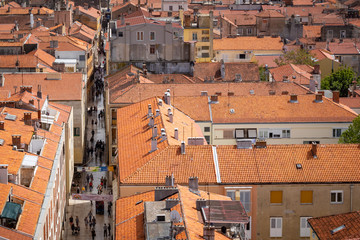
[0,121,4,130]
[24,112,32,125]
[332,91,340,103]
[203,226,215,240]
[12,135,21,149]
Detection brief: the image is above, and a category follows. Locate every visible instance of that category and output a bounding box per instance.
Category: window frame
[204,127,210,132]
[239,190,251,212]
[300,217,311,237]
[223,129,234,139]
[74,127,80,136]
[247,28,252,35]
[204,135,210,144]
[270,217,282,237]
[333,128,346,138]
[136,31,144,41]
[118,31,123,37]
[192,32,198,41]
[150,45,156,55]
[226,190,235,200]
[330,190,343,204]
[340,30,346,39]
[149,31,156,41]
[270,191,283,205]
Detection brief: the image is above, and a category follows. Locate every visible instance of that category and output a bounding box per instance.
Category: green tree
[339,115,360,143]
[275,49,315,66]
[321,67,359,97]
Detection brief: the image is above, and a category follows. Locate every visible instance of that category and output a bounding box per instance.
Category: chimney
[282,76,289,82]
[311,142,317,158]
[332,91,340,103]
[24,112,32,125]
[180,141,185,154]
[150,137,157,152]
[309,76,316,92]
[210,95,218,102]
[155,186,178,201]
[158,99,163,106]
[174,128,178,140]
[169,112,173,123]
[20,86,32,93]
[164,92,171,105]
[269,90,276,95]
[160,132,167,142]
[0,165,8,184]
[30,13,34,29]
[148,104,152,117]
[149,116,154,127]
[314,94,323,103]
[0,121,4,130]
[220,59,225,80]
[165,198,179,209]
[153,125,158,138]
[289,94,298,103]
[155,109,160,117]
[189,176,199,192]
[167,107,171,116]
[165,175,175,187]
[203,226,215,240]
[37,85,42,99]
[12,135,21,149]
[196,199,207,210]
[228,92,234,96]
[255,141,267,148]
[312,65,320,74]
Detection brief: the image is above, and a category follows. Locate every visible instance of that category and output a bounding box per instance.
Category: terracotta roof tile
[284,6,325,18]
[0,226,33,240]
[109,81,310,104]
[9,183,43,205]
[17,201,42,235]
[308,211,360,239]
[328,39,360,55]
[213,36,283,51]
[222,13,256,26]
[303,25,322,38]
[292,0,313,6]
[254,55,280,68]
[0,183,11,214]
[255,10,285,17]
[340,97,360,108]
[30,166,50,194]
[2,73,83,101]
[76,6,101,19]
[0,49,55,69]
[270,64,314,85]
[311,49,335,61]
[0,7,53,15]
[173,96,211,121]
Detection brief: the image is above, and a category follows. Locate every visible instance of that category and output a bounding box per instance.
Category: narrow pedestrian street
[63,52,113,240]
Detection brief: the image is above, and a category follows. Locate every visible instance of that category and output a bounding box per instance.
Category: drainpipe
[350,184,354,212]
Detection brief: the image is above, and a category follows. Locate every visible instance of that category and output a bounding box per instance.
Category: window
[247,28,252,35]
[238,28,243,35]
[330,190,343,204]
[300,217,311,237]
[259,129,269,139]
[169,5,173,11]
[237,54,246,59]
[118,31,123,37]
[340,30,346,38]
[223,130,234,139]
[327,30,333,40]
[179,5,183,9]
[192,32,198,41]
[202,52,210,58]
[204,127,210,132]
[173,31,179,40]
[136,31,144,41]
[157,215,165,221]
[270,191,283,204]
[235,128,257,139]
[333,128,346,137]
[300,191,313,204]
[150,31,155,41]
[204,135,210,144]
[240,190,251,212]
[269,129,281,138]
[79,55,85,61]
[303,141,320,144]
[202,30,209,34]
[270,217,282,237]
[245,216,251,239]
[74,127,80,136]
[282,129,290,138]
[150,45,156,55]
[227,190,235,200]
[202,46,210,50]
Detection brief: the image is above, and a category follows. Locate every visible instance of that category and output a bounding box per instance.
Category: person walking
[75,216,79,227]
[92,217,96,228]
[86,174,90,183]
[91,228,96,240]
[84,216,88,229]
[107,223,111,236]
[69,216,74,227]
[103,223,108,237]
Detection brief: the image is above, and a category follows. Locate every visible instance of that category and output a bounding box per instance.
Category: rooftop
[270,64,315,85]
[213,36,283,51]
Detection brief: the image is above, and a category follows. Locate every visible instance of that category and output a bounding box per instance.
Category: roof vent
[235,73,242,82]
[201,91,208,96]
[160,132,167,142]
[158,99,163,106]
[289,94,298,103]
[180,141,185,154]
[155,109,160,117]
[148,104,152,117]
[250,90,254,95]
[167,107,171,115]
[282,76,289,82]
[269,90,276,95]
[281,91,289,95]
[331,225,346,235]
[0,121,4,130]
[150,137,157,152]
[228,92,234,96]
[169,112,173,123]
[210,95,218,102]
[152,125,158,138]
[255,141,266,148]
[174,128,178,140]
[296,163,302,169]
[314,94,323,103]
[230,109,235,114]
[215,92,222,96]
[148,116,154,127]
[311,142,317,158]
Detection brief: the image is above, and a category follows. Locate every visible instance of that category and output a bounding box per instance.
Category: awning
[1,202,22,220]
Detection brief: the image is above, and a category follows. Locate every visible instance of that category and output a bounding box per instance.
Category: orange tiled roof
[109,81,310,104]
[270,64,314,85]
[173,96,211,121]
[17,201,42,235]
[0,49,55,69]
[303,25,322,38]
[292,0,313,6]
[117,97,205,182]
[213,36,283,51]
[0,183,11,214]
[76,6,101,19]
[0,226,33,240]
[2,72,83,101]
[308,211,360,239]
[255,10,285,18]
[340,97,360,109]
[0,7,53,15]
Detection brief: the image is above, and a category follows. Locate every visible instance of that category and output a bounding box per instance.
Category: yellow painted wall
[184,28,211,62]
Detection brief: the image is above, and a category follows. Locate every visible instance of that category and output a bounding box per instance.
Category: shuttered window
[270,191,283,204]
[300,191,313,204]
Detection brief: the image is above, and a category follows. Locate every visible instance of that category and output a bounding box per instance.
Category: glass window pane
[337,192,342,202]
[271,218,276,228]
[331,192,336,202]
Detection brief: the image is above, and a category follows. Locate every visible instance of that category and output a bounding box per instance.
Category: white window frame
[192,32,198,41]
[300,217,311,237]
[259,129,269,139]
[136,31,144,41]
[333,128,346,138]
[330,190,343,204]
[226,190,235,200]
[240,190,251,212]
[270,217,282,237]
[149,31,156,41]
[282,129,290,138]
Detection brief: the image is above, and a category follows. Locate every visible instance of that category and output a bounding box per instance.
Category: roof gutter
[211,146,221,184]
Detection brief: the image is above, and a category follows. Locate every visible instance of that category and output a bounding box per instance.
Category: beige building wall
[256,183,360,240]
[211,122,351,145]
[64,109,74,197]
[214,49,283,63]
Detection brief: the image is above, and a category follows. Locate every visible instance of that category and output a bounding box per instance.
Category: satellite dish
[170,210,182,223]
